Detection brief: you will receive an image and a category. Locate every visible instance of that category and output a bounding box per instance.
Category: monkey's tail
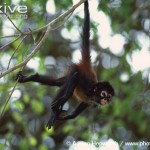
[81,0,90,65]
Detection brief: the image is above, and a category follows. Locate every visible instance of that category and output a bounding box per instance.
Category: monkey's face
[94,81,114,105]
[99,90,112,105]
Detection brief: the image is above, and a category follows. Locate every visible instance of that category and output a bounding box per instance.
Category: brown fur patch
[72,62,97,104]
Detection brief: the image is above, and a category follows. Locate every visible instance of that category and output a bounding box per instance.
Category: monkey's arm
[57,102,89,120]
[15,71,66,86]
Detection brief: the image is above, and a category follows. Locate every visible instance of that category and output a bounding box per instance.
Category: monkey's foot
[46,111,57,129]
[46,118,55,129]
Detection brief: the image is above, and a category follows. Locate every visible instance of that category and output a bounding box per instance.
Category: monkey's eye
[100,91,107,97]
[107,94,112,101]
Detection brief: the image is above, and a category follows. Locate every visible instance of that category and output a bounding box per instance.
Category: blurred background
[0,0,150,149]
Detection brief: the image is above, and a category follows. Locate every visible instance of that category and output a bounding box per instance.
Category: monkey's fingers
[15,71,26,82]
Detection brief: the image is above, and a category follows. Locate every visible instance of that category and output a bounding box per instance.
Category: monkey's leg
[57,102,89,120]
[46,72,79,129]
[15,71,66,86]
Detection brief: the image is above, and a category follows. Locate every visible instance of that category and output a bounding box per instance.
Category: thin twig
[34,12,74,44]
[7,35,27,70]
[51,10,74,32]
[0,34,20,38]
[0,81,18,121]
[4,12,23,34]
[0,35,21,51]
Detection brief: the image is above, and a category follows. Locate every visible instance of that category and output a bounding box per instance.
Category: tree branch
[4,12,23,34]
[7,35,27,70]
[0,35,21,51]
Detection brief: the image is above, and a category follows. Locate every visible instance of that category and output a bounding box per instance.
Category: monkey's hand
[15,71,26,83]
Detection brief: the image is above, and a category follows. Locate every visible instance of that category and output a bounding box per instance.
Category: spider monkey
[15,0,114,129]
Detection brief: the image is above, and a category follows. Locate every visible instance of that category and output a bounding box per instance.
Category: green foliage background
[0,0,150,149]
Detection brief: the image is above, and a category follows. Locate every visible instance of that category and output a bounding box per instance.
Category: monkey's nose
[100,99,108,105]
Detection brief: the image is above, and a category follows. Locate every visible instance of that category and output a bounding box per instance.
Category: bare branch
[4,12,23,34]
[0,35,21,51]
[0,81,18,121]
[0,34,20,38]
[7,35,27,69]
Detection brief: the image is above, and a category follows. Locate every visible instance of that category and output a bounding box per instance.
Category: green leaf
[31,100,44,114]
